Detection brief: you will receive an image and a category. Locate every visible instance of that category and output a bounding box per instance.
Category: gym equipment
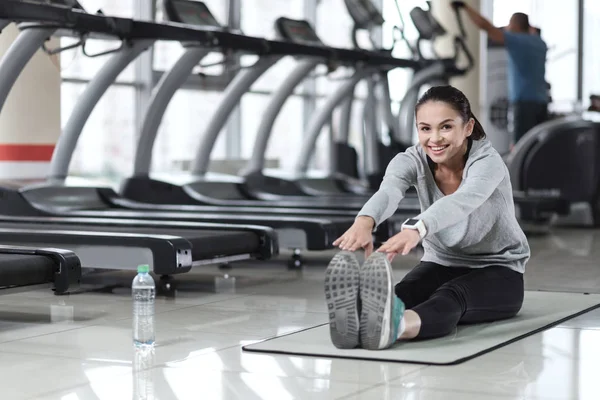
[115,0,420,232]
[290,0,473,191]
[0,0,401,272]
[507,115,600,227]
[0,245,81,295]
[243,291,600,365]
[0,0,280,273]
[241,14,398,198]
[122,0,420,205]
[394,2,474,147]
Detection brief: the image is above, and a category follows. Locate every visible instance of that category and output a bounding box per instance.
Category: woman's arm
[417,153,505,236]
[356,151,418,228]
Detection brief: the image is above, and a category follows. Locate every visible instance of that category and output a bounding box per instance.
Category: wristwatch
[401,218,427,239]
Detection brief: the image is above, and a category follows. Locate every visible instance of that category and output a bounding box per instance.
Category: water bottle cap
[137,264,150,273]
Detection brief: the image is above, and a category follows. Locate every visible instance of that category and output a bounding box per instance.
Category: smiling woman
[324,84,532,352]
[414,85,484,194]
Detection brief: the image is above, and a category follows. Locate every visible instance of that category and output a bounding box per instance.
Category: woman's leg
[394,262,472,309]
[393,262,473,340]
[360,255,471,349]
[408,266,525,340]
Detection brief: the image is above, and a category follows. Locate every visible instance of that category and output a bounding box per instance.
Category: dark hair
[414,85,486,140]
[511,12,530,31]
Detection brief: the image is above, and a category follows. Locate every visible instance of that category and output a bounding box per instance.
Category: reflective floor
[1,227,600,399]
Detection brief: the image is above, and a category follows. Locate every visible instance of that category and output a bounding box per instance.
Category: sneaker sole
[360,252,395,350]
[324,251,360,349]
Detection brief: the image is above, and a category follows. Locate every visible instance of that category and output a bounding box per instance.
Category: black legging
[394,262,524,339]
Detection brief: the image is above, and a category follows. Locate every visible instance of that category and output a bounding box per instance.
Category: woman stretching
[325,85,530,350]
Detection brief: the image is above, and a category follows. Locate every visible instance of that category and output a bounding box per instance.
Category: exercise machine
[297,0,474,190]
[0,245,80,295]
[0,0,279,273]
[506,115,600,227]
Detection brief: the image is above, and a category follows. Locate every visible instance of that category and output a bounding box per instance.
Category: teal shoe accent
[391,296,406,340]
[359,252,400,350]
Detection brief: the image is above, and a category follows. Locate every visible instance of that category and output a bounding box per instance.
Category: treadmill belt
[0,222,261,260]
[166,230,260,259]
[0,254,55,288]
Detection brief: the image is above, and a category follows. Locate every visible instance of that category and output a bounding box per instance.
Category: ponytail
[470,112,486,140]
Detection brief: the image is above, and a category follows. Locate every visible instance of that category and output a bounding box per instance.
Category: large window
[61,0,137,82]
[64,0,600,181]
[60,0,138,180]
[241,0,305,93]
[152,90,226,173]
[316,0,354,49]
[241,94,304,172]
[150,0,229,172]
[236,1,307,170]
[62,84,136,179]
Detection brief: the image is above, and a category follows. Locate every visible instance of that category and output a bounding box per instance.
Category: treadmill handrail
[379,72,401,142]
[295,67,378,174]
[396,62,447,144]
[133,48,211,176]
[242,58,321,176]
[191,55,282,176]
[337,91,355,145]
[362,76,380,176]
[49,39,154,180]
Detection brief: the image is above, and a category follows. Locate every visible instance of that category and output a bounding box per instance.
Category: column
[0,24,61,179]
[431,0,482,116]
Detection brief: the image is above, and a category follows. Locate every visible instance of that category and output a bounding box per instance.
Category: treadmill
[0,1,279,273]
[0,0,374,263]
[159,1,419,203]
[313,0,472,192]
[119,0,420,213]
[0,245,80,295]
[244,0,402,197]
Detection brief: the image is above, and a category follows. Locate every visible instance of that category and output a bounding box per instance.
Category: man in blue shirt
[451,2,549,144]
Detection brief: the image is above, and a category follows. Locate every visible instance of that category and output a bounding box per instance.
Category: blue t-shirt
[503,31,548,103]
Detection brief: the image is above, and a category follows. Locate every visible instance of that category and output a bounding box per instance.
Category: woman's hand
[332,216,375,257]
[377,229,421,261]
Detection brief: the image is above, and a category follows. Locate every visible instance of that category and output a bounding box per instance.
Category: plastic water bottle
[132,264,155,347]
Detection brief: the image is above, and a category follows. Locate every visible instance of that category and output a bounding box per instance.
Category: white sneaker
[324,251,361,349]
[360,252,405,350]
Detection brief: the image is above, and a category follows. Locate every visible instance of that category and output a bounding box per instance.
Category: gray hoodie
[358,138,530,273]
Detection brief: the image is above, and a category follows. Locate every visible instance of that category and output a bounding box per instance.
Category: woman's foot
[324,251,361,349]
[360,252,405,350]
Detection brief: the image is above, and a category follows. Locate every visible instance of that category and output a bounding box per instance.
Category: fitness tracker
[401,218,427,239]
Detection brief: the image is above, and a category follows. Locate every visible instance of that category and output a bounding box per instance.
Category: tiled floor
[1,227,600,399]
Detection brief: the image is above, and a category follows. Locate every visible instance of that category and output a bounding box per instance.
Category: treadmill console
[409,6,446,40]
[344,0,384,29]
[275,17,323,45]
[35,0,85,11]
[164,0,222,27]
